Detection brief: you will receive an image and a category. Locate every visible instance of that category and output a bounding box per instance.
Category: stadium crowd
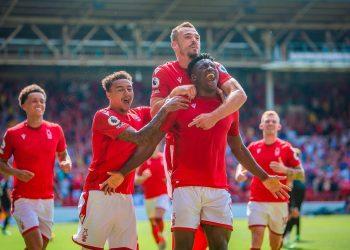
[0,77,349,205]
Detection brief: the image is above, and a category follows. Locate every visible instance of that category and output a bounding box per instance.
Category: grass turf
[0,215,349,249]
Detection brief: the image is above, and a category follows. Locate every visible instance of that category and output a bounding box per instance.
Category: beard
[188,51,199,59]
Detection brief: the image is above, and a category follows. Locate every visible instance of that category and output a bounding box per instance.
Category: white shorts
[247,201,288,235]
[12,198,54,240]
[145,194,170,218]
[72,191,137,250]
[172,186,233,231]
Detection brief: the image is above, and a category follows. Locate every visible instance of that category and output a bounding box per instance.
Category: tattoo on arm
[117,108,168,146]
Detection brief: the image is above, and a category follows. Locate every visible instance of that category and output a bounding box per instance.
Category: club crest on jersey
[218,64,228,73]
[177,77,182,83]
[21,134,26,140]
[257,148,261,154]
[152,77,160,88]
[46,129,52,140]
[275,147,280,156]
[191,103,196,109]
[108,116,122,127]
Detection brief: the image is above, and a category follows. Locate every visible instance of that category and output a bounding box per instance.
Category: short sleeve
[93,111,130,140]
[228,111,240,136]
[215,62,232,87]
[151,66,171,99]
[285,144,301,168]
[56,125,67,152]
[0,131,13,161]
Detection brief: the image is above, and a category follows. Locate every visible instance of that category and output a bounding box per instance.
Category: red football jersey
[161,96,239,189]
[83,106,151,194]
[0,121,66,200]
[151,60,232,99]
[137,152,168,199]
[248,139,301,202]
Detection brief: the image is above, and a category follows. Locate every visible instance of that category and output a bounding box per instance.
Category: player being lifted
[101,54,290,250]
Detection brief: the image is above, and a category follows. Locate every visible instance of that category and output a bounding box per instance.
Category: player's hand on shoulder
[170,85,196,100]
[163,96,190,113]
[16,169,35,182]
[262,175,291,200]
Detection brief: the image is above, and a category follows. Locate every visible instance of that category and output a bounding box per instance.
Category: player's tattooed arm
[117,96,189,145]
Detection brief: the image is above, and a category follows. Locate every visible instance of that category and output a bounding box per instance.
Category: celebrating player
[72,71,188,250]
[0,84,72,250]
[235,111,304,250]
[102,54,290,250]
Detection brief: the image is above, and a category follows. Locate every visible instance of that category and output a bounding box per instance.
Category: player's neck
[177,55,191,69]
[109,104,128,115]
[263,135,278,145]
[26,116,44,128]
[197,88,217,98]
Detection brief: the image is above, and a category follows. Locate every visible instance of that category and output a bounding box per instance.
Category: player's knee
[208,237,228,250]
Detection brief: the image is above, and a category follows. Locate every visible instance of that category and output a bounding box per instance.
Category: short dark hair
[101,71,132,92]
[187,53,214,76]
[18,84,46,106]
[170,21,196,42]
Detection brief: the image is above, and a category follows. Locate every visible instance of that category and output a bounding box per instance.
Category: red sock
[150,219,164,244]
[192,226,208,250]
[155,218,164,232]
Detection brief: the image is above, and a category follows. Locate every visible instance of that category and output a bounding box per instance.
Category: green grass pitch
[0,215,349,249]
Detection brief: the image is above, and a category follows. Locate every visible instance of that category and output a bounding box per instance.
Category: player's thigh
[107,195,138,250]
[173,229,195,250]
[267,202,288,235]
[37,199,54,240]
[247,201,269,228]
[202,223,231,247]
[172,187,201,230]
[23,227,44,250]
[201,188,233,231]
[72,191,116,249]
[155,194,170,218]
[12,198,40,235]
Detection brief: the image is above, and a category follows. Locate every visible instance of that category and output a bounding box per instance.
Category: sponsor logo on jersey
[152,77,160,88]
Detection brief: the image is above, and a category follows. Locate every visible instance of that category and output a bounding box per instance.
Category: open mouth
[122,98,131,105]
[206,73,215,81]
